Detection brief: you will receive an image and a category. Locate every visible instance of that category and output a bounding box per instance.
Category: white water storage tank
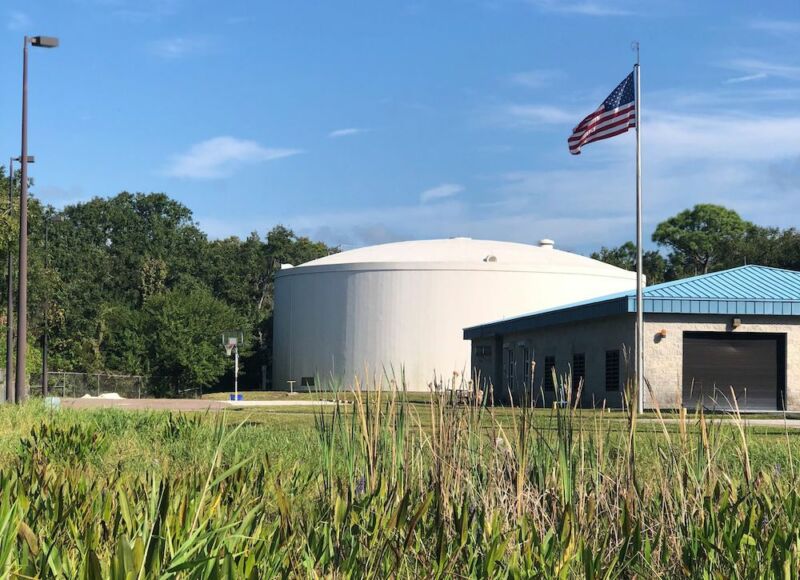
[272,238,636,391]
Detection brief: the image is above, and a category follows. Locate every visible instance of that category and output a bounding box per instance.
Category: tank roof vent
[538,238,555,249]
[483,255,497,263]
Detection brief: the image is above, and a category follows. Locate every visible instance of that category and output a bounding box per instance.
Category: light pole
[41,213,63,397]
[15,35,58,404]
[4,155,33,404]
[5,159,14,404]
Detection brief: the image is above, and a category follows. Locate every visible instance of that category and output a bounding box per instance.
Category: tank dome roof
[295,238,629,274]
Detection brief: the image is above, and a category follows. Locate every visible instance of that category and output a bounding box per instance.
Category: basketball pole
[234,343,239,400]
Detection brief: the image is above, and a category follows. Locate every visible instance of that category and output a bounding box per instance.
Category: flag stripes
[568,72,636,155]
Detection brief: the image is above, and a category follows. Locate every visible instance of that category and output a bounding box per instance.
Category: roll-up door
[682,332,785,411]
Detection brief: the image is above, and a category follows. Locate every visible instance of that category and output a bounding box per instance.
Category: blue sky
[2,0,800,254]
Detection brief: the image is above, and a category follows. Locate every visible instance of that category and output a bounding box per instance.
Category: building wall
[470,313,800,410]
[643,315,800,411]
[471,315,634,407]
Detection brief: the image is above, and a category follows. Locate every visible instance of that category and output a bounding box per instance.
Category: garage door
[682,332,785,412]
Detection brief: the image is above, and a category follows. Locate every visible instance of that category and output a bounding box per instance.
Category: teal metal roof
[464,265,800,339]
[641,265,800,300]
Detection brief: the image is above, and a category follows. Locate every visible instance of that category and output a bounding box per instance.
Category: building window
[544,356,556,391]
[475,345,492,358]
[504,348,515,390]
[605,350,620,392]
[572,353,586,391]
[521,346,532,387]
[301,376,315,387]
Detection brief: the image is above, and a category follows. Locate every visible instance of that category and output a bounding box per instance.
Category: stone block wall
[644,315,800,411]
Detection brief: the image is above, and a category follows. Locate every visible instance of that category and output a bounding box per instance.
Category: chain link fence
[26,372,201,399]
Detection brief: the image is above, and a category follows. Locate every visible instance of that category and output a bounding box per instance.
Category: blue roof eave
[632,296,800,316]
[464,296,800,340]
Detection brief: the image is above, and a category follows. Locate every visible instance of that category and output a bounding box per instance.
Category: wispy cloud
[108,0,182,22]
[750,19,800,35]
[527,0,633,16]
[509,69,565,89]
[148,36,210,59]
[7,10,31,30]
[725,73,768,84]
[328,127,369,139]
[493,104,576,129]
[724,58,800,82]
[166,136,301,179]
[420,183,464,203]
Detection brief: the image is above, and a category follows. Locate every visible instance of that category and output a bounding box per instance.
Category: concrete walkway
[641,417,800,430]
[59,397,338,411]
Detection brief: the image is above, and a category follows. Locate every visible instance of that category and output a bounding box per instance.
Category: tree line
[3,167,797,394]
[591,204,800,284]
[1,166,335,393]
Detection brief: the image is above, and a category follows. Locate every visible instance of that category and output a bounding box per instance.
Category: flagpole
[633,42,644,414]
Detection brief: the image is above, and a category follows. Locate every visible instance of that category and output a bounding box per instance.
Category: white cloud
[106,0,182,22]
[510,69,565,89]
[527,0,632,16]
[328,128,368,138]
[724,58,800,81]
[495,104,576,129]
[200,85,800,253]
[643,111,800,162]
[148,36,210,59]
[419,183,464,203]
[750,19,800,35]
[7,10,31,30]
[725,73,768,84]
[166,136,301,179]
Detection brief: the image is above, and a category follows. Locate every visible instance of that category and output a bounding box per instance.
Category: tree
[46,192,208,371]
[590,242,668,284]
[652,204,752,275]
[201,226,337,387]
[141,285,242,394]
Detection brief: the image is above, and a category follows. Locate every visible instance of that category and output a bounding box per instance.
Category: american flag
[568,72,636,155]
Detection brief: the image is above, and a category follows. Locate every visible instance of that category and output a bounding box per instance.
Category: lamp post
[5,155,33,404]
[41,213,63,397]
[5,159,14,404]
[15,35,58,404]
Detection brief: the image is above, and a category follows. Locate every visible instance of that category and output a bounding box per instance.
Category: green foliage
[19,421,108,466]
[0,387,800,576]
[0,332,42,382]
[142,285,242,393]
[0,177,336,391]
[652,204,752,275]
[594,204,800,282]
[590,241,667,284]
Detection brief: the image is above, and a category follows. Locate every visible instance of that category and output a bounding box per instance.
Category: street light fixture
[41,213,64,397]
[15,35,58,404]
[31,37,59,49]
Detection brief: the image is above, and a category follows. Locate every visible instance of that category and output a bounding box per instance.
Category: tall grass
[0,377,798,576]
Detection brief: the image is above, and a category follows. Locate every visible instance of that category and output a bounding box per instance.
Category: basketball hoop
[221,331,243,356]
[224,340,235,357]
[221,330,244,400]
